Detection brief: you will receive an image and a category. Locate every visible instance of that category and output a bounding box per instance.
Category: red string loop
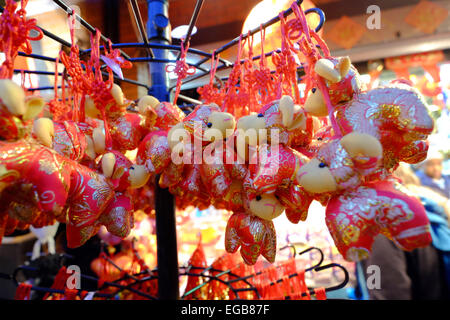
[0,0,43,79]
[168,40,196,105]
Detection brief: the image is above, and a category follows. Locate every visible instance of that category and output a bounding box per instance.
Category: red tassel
[14,283,32,300]
[314,287,327,300]
[64,288,79,300]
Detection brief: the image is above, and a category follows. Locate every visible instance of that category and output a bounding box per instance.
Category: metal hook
[304,8,326,33]
[298,246,324,271]
[279,243,297,258]
[313,262,350,292]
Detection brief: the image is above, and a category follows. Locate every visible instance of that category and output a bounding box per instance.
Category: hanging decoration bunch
[0,0,434,271]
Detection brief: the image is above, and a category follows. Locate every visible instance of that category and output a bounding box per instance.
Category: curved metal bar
[179,271,260,300]
[313,263,350,292]
[194,0,305,67]
[52,0,131,60]
[14,69,63,76]
[178,4,325,93]
[176,0,205,60]
[26,85,68,92]
[80,42,234,67]
[179,265,261,299]
[304,7,326,33]
[187,266,258,294]
[18,52,60,63]
[298,246,325,271]
[279,244,297,258]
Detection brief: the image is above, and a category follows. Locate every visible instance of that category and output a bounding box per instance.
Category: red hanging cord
[167,39,196,105]
[0,0,43,79]
[289,2,342,138]
[222,34,246,116]
[43,266,69,300]
[64,288,79,300]
[197,50,223,105]
[314,287,327,300]
[14,283,32,300]
[253,25,276,106]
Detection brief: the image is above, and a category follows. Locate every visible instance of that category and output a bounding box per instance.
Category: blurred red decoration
[326,16,366,50]
[405,0,448,35]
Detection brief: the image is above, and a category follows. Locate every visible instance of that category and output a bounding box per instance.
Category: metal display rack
[0,246,350,300]
[1,0,327,300]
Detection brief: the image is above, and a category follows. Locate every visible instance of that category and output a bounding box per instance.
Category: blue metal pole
[146,0,179,300]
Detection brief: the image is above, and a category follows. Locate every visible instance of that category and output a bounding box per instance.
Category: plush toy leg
[0,213,7,245]
[373,182,432,251]
[66,169,114,247]
[170,164,210,202]
[159,162,184,189]
[224,212,241,254]
[240,243,264,265]
[225,212,276,265]
[66,223,100,248]
[399,140,429,164]
[100,193,134,239]
[31,239,42,260]
[325,207,377,262]
[4,215,18,236]
[200,162,232,198]
[261,221,277,263]
[277,185,313,224]
[136,131,172,176]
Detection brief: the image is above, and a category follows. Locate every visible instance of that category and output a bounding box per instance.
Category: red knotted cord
[43,266,69,300]
[167,40,196,105]
[0,0,43,79]
[222,34,245,114]
[253,25,276,106]
[240,32,259,115]
[290,2,342,137]
[87,30,117,149]
[49,55,70,120]
[64,288,79,300]
[314,287,327,300]
[273,12,301,103]
[197,50,224,105]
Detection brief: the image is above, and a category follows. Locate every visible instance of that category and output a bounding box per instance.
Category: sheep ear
[112,166,125,179]
[0,79,26,116]
[23,96,46,120]
[338,56,351,78]
[127,164,150,188]
[279,95,294,128]
[111,83,124,105]
[288,108,307,131]
[92,127,106,155]
[85,136,96,160]
[340,132,382,158]
[33,118,54,147]
[304,88,328,117]
[101,152,116,178]
[137,95,160,114]
[315,58,341,83]
[85,95,101,118]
